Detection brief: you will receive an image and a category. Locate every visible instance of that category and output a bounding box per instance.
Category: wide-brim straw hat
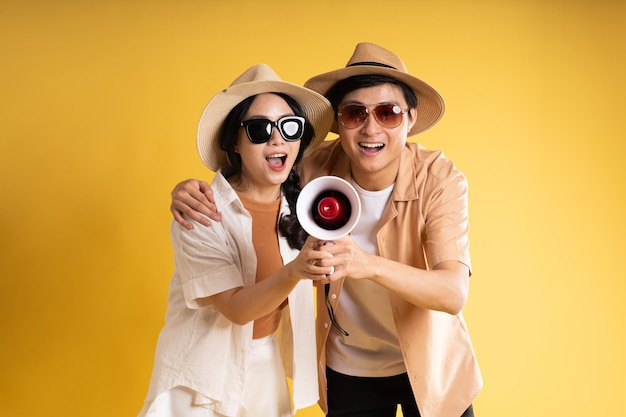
[304,42,445,136]
[197,64,334,171]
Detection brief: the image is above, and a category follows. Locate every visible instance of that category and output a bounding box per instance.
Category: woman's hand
[287,236,339,283]
[170,179,220,229]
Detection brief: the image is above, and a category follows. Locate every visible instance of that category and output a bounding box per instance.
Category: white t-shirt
[326,180,407,377]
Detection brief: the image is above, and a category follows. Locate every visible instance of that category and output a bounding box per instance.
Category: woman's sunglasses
[337,104,407,129]
[240,116,305,144]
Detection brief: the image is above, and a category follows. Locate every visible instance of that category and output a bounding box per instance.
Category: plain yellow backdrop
[1,1,625,416]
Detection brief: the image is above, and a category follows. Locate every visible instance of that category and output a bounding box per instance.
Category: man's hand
[170,179,220,229]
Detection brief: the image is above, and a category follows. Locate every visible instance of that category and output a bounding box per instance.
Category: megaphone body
[296,176,361,241]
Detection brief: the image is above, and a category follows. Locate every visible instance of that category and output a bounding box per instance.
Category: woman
[138,64,336,417]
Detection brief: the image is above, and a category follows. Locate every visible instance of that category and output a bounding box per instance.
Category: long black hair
[218,92,315,250]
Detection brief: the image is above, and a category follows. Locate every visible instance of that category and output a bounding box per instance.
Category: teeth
[267,154,287,167]
[359,143,383,148]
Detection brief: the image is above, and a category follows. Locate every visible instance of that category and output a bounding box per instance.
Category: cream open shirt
[300,140,483,417]
[141,171,318,417]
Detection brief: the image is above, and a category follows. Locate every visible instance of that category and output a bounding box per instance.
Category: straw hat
[197,64,334,171]
[304,42,445,136]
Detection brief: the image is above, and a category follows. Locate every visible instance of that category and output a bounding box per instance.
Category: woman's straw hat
[197,64,334,171]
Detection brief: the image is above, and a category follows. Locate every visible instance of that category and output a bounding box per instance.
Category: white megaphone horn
[296,176,361,241]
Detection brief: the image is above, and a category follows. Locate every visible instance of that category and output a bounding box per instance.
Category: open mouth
[359,142,384,153]
[266,153,287,168]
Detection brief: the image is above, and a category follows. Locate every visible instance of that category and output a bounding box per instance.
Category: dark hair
[325,74,418,114]
[219,92,314,249]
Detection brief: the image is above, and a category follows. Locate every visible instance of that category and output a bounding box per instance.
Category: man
[171,43,482,417]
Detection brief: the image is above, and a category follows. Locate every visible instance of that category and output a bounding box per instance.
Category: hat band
[347,61,397,70]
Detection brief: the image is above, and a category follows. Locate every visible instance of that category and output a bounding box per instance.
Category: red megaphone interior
[312,191,351,230]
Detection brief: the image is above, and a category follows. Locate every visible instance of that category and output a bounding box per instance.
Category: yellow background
[1,1,625,416]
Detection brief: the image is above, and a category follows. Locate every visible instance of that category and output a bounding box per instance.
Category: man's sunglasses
[337,104,407,129]
[240,116,305,144]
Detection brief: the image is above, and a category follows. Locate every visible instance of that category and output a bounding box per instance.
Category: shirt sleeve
[170,218,244,309]
[423,157,472,272]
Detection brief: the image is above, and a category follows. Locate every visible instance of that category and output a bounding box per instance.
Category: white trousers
[138,333,292,417]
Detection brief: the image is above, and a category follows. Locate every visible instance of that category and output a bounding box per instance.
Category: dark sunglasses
[337,104,407,129]
[240,116,305,144]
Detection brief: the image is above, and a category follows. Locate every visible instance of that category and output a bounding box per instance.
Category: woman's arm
[204,237,334,324]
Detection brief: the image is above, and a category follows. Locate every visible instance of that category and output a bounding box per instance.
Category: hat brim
[198,80,334,171]
[305,65,445,136]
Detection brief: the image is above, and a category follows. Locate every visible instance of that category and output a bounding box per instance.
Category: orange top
[237,193,287,339]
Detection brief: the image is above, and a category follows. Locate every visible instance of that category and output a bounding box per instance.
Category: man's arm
[366,258,469,315]
[320,237,470,315]
[171,179,220,229]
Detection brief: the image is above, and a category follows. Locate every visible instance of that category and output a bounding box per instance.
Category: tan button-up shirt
[300,140,482,417]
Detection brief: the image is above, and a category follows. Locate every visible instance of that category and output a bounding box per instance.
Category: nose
[360,111,382,135]
[267,125,285,144]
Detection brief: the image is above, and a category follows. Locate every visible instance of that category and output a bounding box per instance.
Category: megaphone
[296,176,361,241]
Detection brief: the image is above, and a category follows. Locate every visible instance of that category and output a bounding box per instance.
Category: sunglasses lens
[372,104,404,128]
[278,117,304,141]
[339,105,368,129]
[244,120,272,144]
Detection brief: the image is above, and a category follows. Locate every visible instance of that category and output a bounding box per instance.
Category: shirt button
[324,322,329,328]
[331,293,337,299]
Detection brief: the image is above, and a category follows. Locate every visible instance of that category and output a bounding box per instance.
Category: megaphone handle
[323,241,334,275]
